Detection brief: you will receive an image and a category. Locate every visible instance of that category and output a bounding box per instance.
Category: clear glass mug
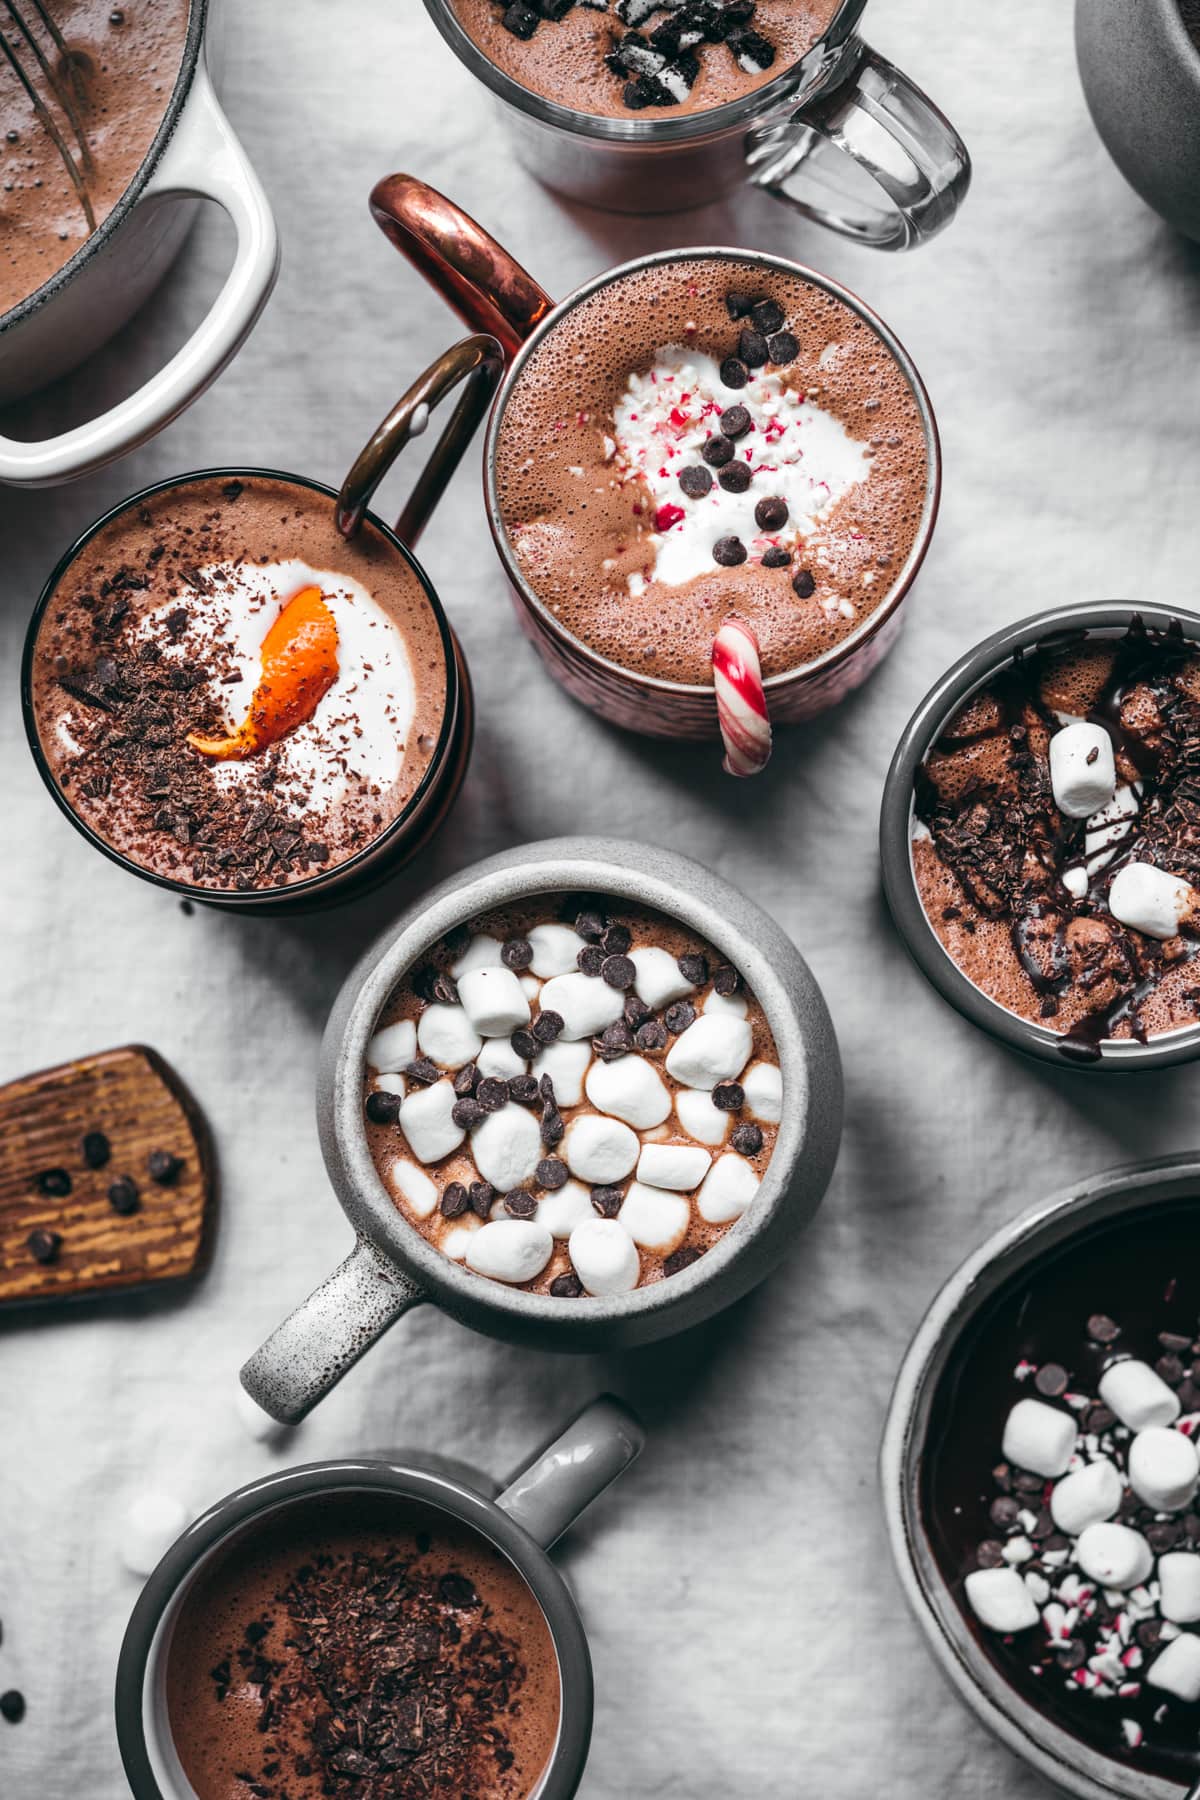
[420,0,970,249]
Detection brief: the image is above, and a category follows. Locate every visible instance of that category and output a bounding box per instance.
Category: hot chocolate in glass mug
[420,0,970,247]
[343,175,941,775]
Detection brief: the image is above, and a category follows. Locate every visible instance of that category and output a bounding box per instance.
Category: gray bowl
[881,1153,1200,1799]
[880,601,1200,1071]
[241,837,843,1423]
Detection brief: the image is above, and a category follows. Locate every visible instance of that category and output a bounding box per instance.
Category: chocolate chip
[719,404,751,439]
[720,356,749,389]
[725,292,753,320]
[575,909,605,941]
[731,1122,764,1155]
[750,298,785,335]
[533,1010,564,1044]
[1030,1507,1054,1540]
[767,330,799,365]
[365,1090,402,1124]
[1147,1518,1183,1553]
[755,496,788,531]
[108,1176,139,1216]
[702,433,735,467]
[550,1272,584,1298]
[713,964,742,996]
[762,546,792,568]
[594,1022,634,1061]
[635,1019,668,1051]
[679,465,714,498]
[439,1573,479,1608]
[475,1078,509,1114]
[147,1149,182,1185]
[537,1158,569,1190]
[511,1028,539,1059]
[469,1181,495,1218]
[602,923,632,956]
[792,569,816,599]
[1087,1313,1121,1343]
[989,1496,1020,1529]
[504,1190,538,1219]
[664,1001,695,1034]
[27,1229,62,1265]
[440,1182,470,1219]
[718,461,752,494]
[405,1058,440,1087]
[453,1064,479,1097]
[1057,1641,1085,1670]
[577,944,605,976]
[1013,1472,1044,1494]
[713,535,747,567]
[81,1130,111,1169]
[624,994,653,1029]
[502,938,534,971]
[601,954,636,989]
[677,953,708,985]
[1137,1620,1163,1652]
[1084,1403,1115,1434]
[451,1097,485,1128]
[591,1186,624,1218]
[738,328,769,368]
[1034,1362,1068,1398]
[540,1098,564,1147]
[431,972,460,1005]
[712,1081,745,1111]
[501,2,539,36]
[975,1540,1005,1570]
[663,1246,702,1278]
[508,1074,539,1104]
[1159,1330,1193,1353]
[0,1691,25,1724]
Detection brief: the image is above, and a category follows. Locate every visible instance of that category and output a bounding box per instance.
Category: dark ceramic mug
[115,1395,644,1800]
[241,836,843,1423]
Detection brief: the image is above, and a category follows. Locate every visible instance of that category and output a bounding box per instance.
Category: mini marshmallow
[398,1082,464,1167]
[1147,1633,1200,1704]
[520,975,542,1002]
[531,1039,592,1108]
[528,923,584,978]
[564,1113,639,1184]
[1001,1399,1077,1479]
[629,946,695,1010]
[1062,867,1088,900]
[366,1018,417,1073]
[696,1153,759,1224]
[450,933,503,978]
[619,1181,690,1253]
[440,1217,481,1261]
[1159,1553,1200,1625]
[417,1003,483,1070]
[120,1490,190,1577]
[388,1157,439,1218]
[703,988,748,1019]
[1049,721,1117,820]
[1128,1426,1199,1512]
[1075,1521,1154,1590]
[466,1219,553,1284]
[666,1014,753,1090]
[636,1142,712,1191]
[568,1217,640,1295]
[374,1071,405,1097]
[674,1087,730,1146]
[964,1567,1040,1635]
[539,972,625,1041]
[457,965,531,1037]
[586,1055,671,1129]
[1107,861,1192,940]
[476,1037,528,1080]
[1049,1457,1123,1536]
[742,1061,782,1124]
[535,1180,594,1240]
[471,1106,542,1191]
[1099,1359,1181,1431]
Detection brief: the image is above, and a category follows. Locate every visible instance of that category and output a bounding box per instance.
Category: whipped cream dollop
[132,558,416,806]
[610,344,869,590]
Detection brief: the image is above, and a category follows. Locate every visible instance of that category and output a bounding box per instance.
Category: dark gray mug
[241,837,843,1423]
[1076,0,1200,241]
[115,1395,644,1800]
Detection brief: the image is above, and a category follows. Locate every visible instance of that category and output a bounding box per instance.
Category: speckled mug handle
[239,1237,425,1425]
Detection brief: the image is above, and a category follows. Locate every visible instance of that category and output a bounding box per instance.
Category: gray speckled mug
[115,1396,643,1800]
[241,837,843,1424]
[1076,0,1200,242]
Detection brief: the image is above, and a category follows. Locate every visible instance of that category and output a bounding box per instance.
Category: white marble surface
[3,2,1200,1795]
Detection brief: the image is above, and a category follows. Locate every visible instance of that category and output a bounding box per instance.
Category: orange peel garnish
[187,584,339,761]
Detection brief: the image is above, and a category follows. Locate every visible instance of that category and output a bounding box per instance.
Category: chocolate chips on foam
[964,1312,1200,1750]
[364,902,782,1297]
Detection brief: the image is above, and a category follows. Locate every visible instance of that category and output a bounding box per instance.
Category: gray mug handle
[239,1238,426,1425]
[496,1396,646,1550]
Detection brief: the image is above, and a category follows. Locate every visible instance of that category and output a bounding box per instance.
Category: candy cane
[712,616,772,777]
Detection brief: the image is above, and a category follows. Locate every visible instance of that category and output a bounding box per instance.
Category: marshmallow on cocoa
[1147,1633,1200,1703]
[417,1004,483,1070]
[1099,1359,1181,1431]
[539,972,625,1040]
[1107,862,1195,940]
[568,1217,640,1295]
[466,1219,553,1284]
[471,1106,542,1191]
[586,1054,671,1129]
[366,1019,417,1073]
[1001,1398,1076,1479]
[398,1081,464,1166]
[618,1181,690,1254]
[629,946,695,1010]
[1127,1426,1199,1513]
[665,1014,752,1089]
[964,1567,1040,1635]
[457,966,530,1037]
[1075,1521,1154,1590]
[564,1114,640,1185]
[636,1142,712,1191]
[1049,722,1117,820]
[1159,1553,1200,1625]
[1049,1457,1123,1536]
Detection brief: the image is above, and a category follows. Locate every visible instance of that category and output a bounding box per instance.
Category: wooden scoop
[0,1045,215,1306]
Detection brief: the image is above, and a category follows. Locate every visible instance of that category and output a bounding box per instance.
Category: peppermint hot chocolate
[364,894,783,1296]
[166,1492,561,1800]
[494,255,928,686]
[0,0,192,318]
[27,474,448,893]
[451,0,839,118]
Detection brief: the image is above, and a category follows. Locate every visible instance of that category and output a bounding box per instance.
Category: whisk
[0,0,95,229]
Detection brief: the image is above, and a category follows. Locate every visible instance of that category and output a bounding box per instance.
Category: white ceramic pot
[0,0,278,486]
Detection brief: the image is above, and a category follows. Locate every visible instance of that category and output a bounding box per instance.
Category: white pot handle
[0,57,278,487]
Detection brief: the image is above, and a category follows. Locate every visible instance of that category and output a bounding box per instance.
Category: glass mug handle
[745,36,971,251]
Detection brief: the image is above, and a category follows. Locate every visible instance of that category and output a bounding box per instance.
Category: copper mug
[339,174,942,745]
